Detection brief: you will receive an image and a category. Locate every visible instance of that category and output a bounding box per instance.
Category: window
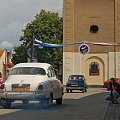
[47,66,55,78]
[90,25,99,33]
[10,67,46,75]
[89,62,99,75]
[68,75,85,81]
[32,68,46,75]
[50,67,55,77]
[47,68,52,78]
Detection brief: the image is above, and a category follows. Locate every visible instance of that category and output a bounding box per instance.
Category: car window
[47,66,55,77]
[47,69,52,78]
[50,67,55,77]
[10,67,46,75]
[68,75,85,81]
[32,68,46,75]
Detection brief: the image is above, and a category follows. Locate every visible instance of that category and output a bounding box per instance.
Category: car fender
[52,80,63,99]
[42,81,53,98]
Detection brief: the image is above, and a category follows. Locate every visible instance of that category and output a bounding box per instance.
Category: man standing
[105,78,120,104]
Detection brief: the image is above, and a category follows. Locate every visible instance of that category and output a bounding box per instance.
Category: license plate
[11,84,30,91]
[71,84,78,87]
[12,86,30,91]
[12,84,30,91]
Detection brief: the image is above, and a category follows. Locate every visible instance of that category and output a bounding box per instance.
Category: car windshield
[68,75,85,81]
[10,67,46,75]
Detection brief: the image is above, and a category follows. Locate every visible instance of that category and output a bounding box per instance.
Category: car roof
[69,75,84,77]
[12,63,51,71]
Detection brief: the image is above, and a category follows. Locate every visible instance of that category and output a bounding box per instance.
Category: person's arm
[112,84,116,90]
[112,82,118,90]
[108,83,112,91]
[108,83,113,95]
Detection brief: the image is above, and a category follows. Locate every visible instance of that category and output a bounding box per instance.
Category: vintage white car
[0,63,63,108]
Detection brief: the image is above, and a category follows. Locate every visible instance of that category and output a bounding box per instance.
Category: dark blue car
[66,75,87,93]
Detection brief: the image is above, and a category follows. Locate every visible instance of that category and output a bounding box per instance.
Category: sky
[0,0,63,50]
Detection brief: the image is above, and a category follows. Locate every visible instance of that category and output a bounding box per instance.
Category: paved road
[0,88,109,120]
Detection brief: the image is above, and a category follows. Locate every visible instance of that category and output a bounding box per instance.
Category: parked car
[0,63,63,108]
[104,78,120,89]
[66,75,87,93]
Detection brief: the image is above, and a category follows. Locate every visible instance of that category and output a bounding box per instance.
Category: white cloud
[0,41,14,50]
[0,21,26,47]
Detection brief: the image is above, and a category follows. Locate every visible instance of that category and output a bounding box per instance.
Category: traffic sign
[79,44,90,54]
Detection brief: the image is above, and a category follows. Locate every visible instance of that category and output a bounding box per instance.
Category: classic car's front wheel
[70,90,72,93]
[56,97,62,105]
[85,88,87,92]
[82,88,87,93]
[66,89,69,93]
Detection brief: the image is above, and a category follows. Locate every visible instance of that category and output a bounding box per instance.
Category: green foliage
[12,44,28,64]
[12,9,63,69]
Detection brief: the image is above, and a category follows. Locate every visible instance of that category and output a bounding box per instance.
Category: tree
[12,10,63,69]
[12,45,28,64]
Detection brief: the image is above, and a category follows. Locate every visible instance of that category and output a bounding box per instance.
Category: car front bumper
[66,86,85,90]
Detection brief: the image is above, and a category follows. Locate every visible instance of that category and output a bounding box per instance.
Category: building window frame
[89,62,99,76]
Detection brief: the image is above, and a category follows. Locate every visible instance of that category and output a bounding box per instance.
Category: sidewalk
[63,88,120,120]
[104,100,120,120]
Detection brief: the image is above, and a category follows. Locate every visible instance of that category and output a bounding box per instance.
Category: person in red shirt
[105,78,120,104]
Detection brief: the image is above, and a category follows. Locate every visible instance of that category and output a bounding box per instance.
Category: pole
[30,34,34,62]
[30,24,35,62]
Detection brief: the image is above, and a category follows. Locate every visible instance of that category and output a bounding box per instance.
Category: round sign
[79,44,90,54]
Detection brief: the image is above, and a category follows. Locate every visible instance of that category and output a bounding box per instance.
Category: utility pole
[30,24,35,62]
[30,33,34,62]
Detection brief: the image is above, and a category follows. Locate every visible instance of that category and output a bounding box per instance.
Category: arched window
[89,62,99,75]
